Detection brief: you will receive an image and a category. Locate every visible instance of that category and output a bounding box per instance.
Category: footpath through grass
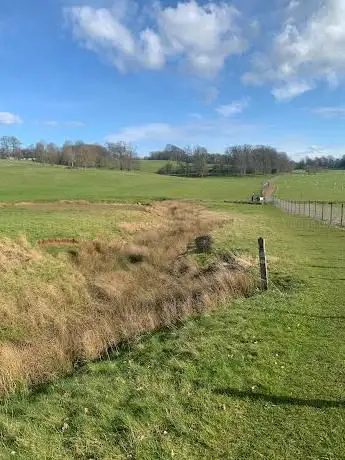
[275,170,345,201]
[1,205,344,459]
[0,161,265,203]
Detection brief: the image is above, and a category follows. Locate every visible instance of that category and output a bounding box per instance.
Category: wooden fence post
[341,204,344,227]
[330,202,333,225]
[314,201,317,218]
[308,201,311,217]
[321,202,324,221]
[258,237,268,291]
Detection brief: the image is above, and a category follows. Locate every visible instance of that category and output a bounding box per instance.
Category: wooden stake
[258,237,268,291]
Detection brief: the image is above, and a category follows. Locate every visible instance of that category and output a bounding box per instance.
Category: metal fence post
[341,204,344,227]
[330,202,333,225]
[321,202,324,221]
[308,201,311,217]
[314,201,317,218]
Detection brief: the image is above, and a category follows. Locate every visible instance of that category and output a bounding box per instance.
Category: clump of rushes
[0,201,255,396]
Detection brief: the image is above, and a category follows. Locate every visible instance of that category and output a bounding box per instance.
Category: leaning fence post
[341,204,344,227]
[330,202,333,225]
[258,237,268,291]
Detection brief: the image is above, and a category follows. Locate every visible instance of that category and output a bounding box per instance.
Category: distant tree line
[0,136,139,170]
[149,144,294,176]
[295,155,345,171]
[3,135,345,176]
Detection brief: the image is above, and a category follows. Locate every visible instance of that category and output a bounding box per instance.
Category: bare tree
[34,141,47,163]
[0,136,21,158]
[192,146,208,177]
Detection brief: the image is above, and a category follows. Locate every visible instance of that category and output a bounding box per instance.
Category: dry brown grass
[0,202,255,396]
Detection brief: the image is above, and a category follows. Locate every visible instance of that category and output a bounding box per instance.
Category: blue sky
[1,0,345,158]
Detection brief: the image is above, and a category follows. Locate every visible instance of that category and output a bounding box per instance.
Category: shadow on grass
[233,305,345,320]
[308,277,345,281]
[212,387,345,409]
[306,265,345,269]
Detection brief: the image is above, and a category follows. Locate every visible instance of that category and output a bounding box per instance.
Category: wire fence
[273,199,345,227]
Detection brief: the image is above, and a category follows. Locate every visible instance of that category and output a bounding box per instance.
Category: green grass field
[0,204,151,242]
[139,159,169,173]
[0,163,345,459]
[275,170,345,201]
[1,204,344,459]
[0,161,265,203]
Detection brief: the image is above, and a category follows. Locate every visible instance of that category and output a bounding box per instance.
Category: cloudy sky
[2,0,345,158]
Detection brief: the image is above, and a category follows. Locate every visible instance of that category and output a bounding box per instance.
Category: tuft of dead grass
[0,201,255,396]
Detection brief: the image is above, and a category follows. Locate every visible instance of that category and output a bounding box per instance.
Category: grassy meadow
[138,159,169,173]
[0,163,344,459]
[0,203,152,242]
[0,204,344,459]
[275,169,345,201]
[0,161,265,203]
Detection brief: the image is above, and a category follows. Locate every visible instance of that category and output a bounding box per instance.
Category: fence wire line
[273,199,345,227]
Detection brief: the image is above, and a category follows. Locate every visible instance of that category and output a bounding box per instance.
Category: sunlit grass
[0,204,344,459]
[0,161,266,202]
[275,170,345,201]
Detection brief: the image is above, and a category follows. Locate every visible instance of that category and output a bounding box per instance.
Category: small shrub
[195,235,213,253]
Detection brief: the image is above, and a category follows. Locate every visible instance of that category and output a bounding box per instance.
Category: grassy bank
[0,203,152,242]
[0,204,344,458]
[275,170,345,201]
[0,161,266,202]
[138,159,169,173]
[0,201,254,397]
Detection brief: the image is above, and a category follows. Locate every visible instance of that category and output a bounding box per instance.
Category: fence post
[341,204,344,227]
[308,201,311,217]
[258,237,268,291]
[330,202,333,225]
[299,201,301,214]
[314,201,317,218]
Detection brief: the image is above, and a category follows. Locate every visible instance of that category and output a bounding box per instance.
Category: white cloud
[243,0,345,100]
[107,123,176,142]
[313,107,345,118]
[272,81,313,101]
[106,117,258,145]
[216,98,250,117]
[44,120,59,127]
[287,0,299,10]
[157,1,246,77]
[0,112,22,125]
[65,1,247,77]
